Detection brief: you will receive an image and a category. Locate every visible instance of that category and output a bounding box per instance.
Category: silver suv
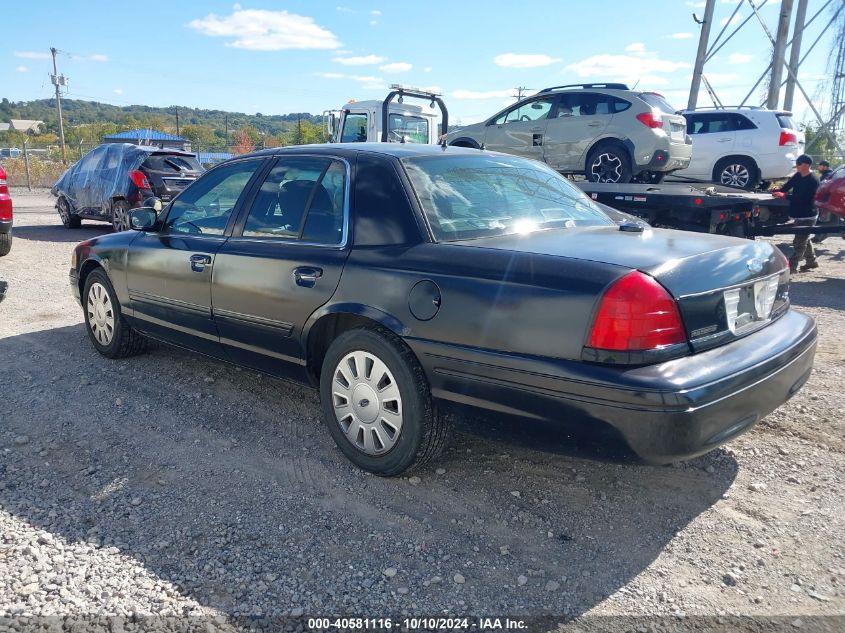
[445,83,692,183]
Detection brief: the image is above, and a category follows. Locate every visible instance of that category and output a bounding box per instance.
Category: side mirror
[129,207,158,231]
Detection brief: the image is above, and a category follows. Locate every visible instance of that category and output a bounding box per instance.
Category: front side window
[403,154,614,242]
[387,113,429,143]
[494,97,555,125]
[242,157,346,244]
[340,113,368,142]
[163,159,262,235]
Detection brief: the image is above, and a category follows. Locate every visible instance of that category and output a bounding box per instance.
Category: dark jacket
[778,172,819,219]
[819,168,833,182]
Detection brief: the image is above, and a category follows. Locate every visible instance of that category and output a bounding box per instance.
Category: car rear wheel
[57,197,81,228]
[586,144,632,183]
[0,231,11,256]
[319,327,449,476]
[83,269,147,359]
[111,200,131,232]
[715,157,759,190]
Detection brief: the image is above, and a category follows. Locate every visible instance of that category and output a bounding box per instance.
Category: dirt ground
[0,188,842,632]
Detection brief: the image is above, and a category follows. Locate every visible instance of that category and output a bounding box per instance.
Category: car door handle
[587,121,603,127]
[717,138,733,142]
[531,127,543,132]
[190,254,212,273]
[293,266,323,287]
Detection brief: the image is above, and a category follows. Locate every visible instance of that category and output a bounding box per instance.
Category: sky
[1,0,838,128]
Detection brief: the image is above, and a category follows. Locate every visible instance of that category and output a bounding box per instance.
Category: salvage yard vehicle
[445,83,692,184]
[51,143,203,232]
[69,144,817,476]
[326,85,447,144]
[673,107,805,190]
[0,164,12,256]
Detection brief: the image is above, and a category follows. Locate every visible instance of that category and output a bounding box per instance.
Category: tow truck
[325,85,447,145]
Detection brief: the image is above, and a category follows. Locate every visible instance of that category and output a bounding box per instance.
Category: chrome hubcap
[332,350,403,455]
[87,282,115,346]
[721,164,750,187]
[58,200,70,222]
[590,153,623,183]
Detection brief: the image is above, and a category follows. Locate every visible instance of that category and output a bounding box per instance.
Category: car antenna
[632,79,640,91]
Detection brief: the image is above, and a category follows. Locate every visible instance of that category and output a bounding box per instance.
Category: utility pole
[767,0,795,109]
[50,47,67,164]
[514,86,532,101]
[783,0,807,112]
[175,106,180,136]
[688,0,717,110]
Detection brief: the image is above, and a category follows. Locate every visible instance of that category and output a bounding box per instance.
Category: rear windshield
[388,113,429,144]
[776,113,796,129]
[639,92,678,113]
[143,154,203,172]
[402,154,614,242]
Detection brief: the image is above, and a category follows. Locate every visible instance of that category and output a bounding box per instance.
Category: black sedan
[69,144,817,475]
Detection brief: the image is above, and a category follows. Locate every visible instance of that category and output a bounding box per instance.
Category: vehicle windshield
[639,92,678,114]
[402,154,614,241]
[143,154,203,172]
[388,113,429,144]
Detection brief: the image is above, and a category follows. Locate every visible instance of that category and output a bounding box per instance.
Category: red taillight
[779,130,797,146]
[129,170,151,189]
[636,110,663,129]
[0,166,7,195]
[587,271,687,351]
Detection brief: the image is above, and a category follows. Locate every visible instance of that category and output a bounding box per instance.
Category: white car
[673,107,805,189]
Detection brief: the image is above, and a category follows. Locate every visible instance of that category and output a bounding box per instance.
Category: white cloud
[685,1,706,7]
[720,13,743,26]
[113,88,123,95]
[493,53,562,68]
[89,54,109,62]
[379,62,412,73]
[670,32,694,39]
[423,66,432,73]
[452,89,517,100]
[14,51,50,60]
[625,42,646,54]
[188,9,341,50]
[566,49,689,87]
[721,0,741,4]
[369,20,378,26]
[370,10,382,16]
[317,72,385,89]
[727,53,753,65]
[333,54,386,65]
[15,65,28,73]
[336,6,353,13]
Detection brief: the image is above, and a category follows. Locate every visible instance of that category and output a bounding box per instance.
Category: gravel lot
[0,189,843,631]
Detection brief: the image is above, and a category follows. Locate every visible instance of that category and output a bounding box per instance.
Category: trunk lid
[454,226,790,351]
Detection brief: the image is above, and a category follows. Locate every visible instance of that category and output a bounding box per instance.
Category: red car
[816,166,845,219]
[0,164,12,256]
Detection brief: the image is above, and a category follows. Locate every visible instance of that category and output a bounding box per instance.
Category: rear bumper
[758,151,798,180]
[411,309,816,463]
[637,139,692,173]
[69,268,81,305]
[0,219,11,234]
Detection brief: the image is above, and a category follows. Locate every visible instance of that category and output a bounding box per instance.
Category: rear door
[543,92,613,171]
[482,95,557,161]
[682,112,737,177]
[126,157,266,355]
[212,155,350,379]
[69,145,107,212]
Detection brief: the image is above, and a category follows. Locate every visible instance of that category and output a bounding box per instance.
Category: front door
[212,155,350,380]
[542,92,614,171]
[126,157,267,355]
[483,95,557,161]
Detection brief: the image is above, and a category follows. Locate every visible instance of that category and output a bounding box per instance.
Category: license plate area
[724,275,779,334]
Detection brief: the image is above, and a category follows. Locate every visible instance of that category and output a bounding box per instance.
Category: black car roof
[240,143,482,161]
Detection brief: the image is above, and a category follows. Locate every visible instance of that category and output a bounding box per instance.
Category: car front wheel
[83,269,147,358]
[586,144,632,183]
[319,327,449,476]
[57,197,81,228]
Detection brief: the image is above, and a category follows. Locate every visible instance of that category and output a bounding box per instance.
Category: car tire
[319,326,449,476]
[57,197,81,228]
[635,171,665,184]
[586,143,633,183]
[0,231,11,256]
[111,200,131,232]
[714,157,759,190]
[82,269,147,359]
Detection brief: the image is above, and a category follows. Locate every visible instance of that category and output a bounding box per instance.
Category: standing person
[817,160,834,182]
[772,154,820,273]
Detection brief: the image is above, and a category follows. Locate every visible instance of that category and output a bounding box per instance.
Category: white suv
[673,107,805,189]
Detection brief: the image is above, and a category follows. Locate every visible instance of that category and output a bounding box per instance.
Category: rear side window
[731,114,757,131]
[776,113,796,129]
[143,154,202,172]
[639,92,678,113]
[686,113,734,134]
